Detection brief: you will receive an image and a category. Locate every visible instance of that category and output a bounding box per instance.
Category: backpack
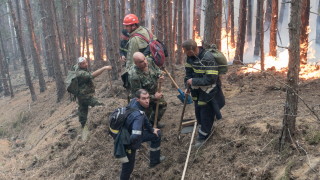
[131,29,168,67]
[108,107,137,139]
[65,66,79,96]
[208,44,228,74]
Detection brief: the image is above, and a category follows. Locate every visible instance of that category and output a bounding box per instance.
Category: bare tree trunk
[38,1,54,77]
[192,0,201,39]
[52,0,67,73]
[316,0,320,44]
[278,0,287,26]
[130,0,135,14]
[155,0,164,41]
[300,0,310,65]
[90,0,104,67]
[6,2,18,70]
[40,0,66,102]
[246,0,253,42]
[259,0,265,71]
[23,0,46,93]
[279,0,301,150]
[264,0,272,31]
[104,0,118,80]
[177,0,183,64]
[110,0,120,78]
[269,0,278,57]
[0,54,10,96]
[254,0,263,56]
[233,0,247,64]
[212,0,222,50]
[0,30,13,97]
[172,0,178,66]
[203,0,215,48]
[227,0,235,48]
[8,0,36,101]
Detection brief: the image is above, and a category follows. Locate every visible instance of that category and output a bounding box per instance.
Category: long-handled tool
[178,87,195,139]
[153,79,162,128]
[163,68,192,104]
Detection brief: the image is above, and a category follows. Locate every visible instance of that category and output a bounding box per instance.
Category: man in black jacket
[120,89,163,180]
[119,29,130,63]
[182,39,225,148]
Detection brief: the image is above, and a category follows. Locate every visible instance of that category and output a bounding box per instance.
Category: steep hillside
[0,65,319,180]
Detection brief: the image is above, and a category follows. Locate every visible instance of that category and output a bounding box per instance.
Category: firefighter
[182,39,225,147]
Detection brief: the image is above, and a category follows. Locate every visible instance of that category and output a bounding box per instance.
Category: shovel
[163,68,192,104]
[178,87,195,139]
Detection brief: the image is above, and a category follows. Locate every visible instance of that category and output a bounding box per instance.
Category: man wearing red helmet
[123,14,156,70]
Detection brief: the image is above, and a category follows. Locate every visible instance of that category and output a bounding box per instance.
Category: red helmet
[123,14,139,25]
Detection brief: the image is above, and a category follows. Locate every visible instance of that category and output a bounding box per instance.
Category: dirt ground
[0,65,319,180]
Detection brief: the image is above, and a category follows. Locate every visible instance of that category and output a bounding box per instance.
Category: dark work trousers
[194,101,215,140]
[77,96,100,127]
[120,130,161,180]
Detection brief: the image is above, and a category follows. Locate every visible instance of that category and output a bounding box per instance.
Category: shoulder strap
[131,33,149,43]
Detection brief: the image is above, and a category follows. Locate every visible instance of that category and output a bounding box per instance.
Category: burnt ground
[0,65,320,180]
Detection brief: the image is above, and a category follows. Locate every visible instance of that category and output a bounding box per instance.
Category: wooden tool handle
[163,68,180,90]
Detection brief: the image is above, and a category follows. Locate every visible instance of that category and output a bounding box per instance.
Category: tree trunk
[279,0,301,150]
[254,0,263,56]
[264,0,272,31]
[0,54,10,96]
[23,0,46,93]
[203,0,215,48]
[316,0,320,44]
[246,0,253,42]
[259,0,265,71]
[227,0,235,48]
[300,0,310,65]
[192,0,201,40]
[213,0,222,50]
[269,0,278,57]
[6,2,18,70]
[52,0,67,73]
[177,0,183,64]
[0,30,13,97]
[8,0,36,101]
[40,0,66,102]
[110,0,120,79]
[61,0,77,69]
[130,0,135,14]
[278,0,287,26]
[38,1,54,78]
[172,0,178,66]
[233,0,247,64]
[104,0,118,80]
[90,0,104,67]
[155,0,164,41]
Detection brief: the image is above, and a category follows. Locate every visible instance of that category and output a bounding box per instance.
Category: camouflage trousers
[145,97,167,126]
[77,96,102,128]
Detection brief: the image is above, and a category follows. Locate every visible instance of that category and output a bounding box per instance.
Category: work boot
[193,139,205,148]
[149,155,166,168]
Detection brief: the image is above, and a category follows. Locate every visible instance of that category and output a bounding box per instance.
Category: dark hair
[135,89,149,98]
[182,39,198,51]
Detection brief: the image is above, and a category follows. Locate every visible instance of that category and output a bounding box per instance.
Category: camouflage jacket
[126,26,157,70]
[72,65,95,97]
[128,59,161,98]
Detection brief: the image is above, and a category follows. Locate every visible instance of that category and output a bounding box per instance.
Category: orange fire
[80,40,107,61]
[241,49,320,80]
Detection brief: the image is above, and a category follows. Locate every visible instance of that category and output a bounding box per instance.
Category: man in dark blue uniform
[182,39,225,147]
[120,89,163,180]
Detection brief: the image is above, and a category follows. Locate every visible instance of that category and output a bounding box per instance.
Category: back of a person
[77,68,95,96]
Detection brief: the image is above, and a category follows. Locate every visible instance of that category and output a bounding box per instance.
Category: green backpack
[208,44,228,74]
[65,66,79,96]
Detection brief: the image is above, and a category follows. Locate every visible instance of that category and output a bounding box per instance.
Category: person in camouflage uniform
[74,57,112,128]
[122,14,157,70]
[128,52,167,128]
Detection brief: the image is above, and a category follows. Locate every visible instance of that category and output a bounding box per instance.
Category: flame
[241,49,320,80]
[80,40,107,61]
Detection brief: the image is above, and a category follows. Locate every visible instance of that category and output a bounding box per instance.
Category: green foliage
[0,127,7,138]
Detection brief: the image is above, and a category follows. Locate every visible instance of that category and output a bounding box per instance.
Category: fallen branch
[296,140,318,174]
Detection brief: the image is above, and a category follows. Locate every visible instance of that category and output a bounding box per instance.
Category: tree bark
[203,0,215,48]
[316,1,320,44]
[278,0,287,26]
[110,0,121,78]
[0,30,13,97]
[227,0,235,48]
[6,2,18,70]
[0,53,10,96]
[23,0,46,93]
[155,0,164,41]
[177,0,183,64]
[8,0,37,101]
[233,0,247,64]
[279,0,301,149]
[90,0,104,67]
[213,0,222,50]
[254,0,263,56]
[269,0,278,57]
[40,0,66,102]
[246,0,253,42]
[264,0,272,31]
[300,0,310,65]
[259,0,265,71]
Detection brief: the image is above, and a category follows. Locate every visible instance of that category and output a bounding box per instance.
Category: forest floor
[0,65,320,180]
